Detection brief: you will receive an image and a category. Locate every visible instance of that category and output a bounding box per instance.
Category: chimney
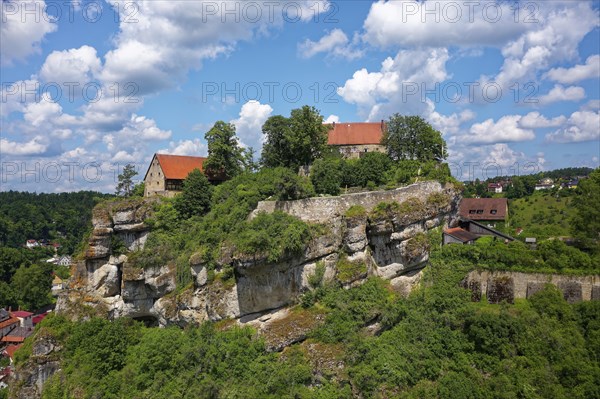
[381,119,384,131]
[332,121,335,128]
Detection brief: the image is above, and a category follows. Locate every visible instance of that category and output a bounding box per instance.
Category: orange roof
[0,317,19,330]
[155,154,207,180]
[1,336,25,343]
[444,227,479,242]
[327,122,385,146]
[4,344,21,359]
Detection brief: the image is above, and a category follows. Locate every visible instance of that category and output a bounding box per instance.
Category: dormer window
[490,210,497,215]
[476,210,484,214]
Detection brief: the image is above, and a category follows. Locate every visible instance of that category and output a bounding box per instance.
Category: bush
[311,158,342,195]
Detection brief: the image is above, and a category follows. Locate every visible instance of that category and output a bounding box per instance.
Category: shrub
[310,158,342,195]
[345,205,366,218]
[336,256,368,284]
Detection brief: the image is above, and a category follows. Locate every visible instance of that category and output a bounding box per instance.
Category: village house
[487,182,503,193]
[535,177,555,191]
[11,311,33,329]
[443,219,514,246]
[327,121,386,159]
[143,154,227,197]
[0,310,19,340]
[459,198,508,223]
[25,239,39,249]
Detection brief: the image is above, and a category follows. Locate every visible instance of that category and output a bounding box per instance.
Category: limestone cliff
[56,182,461,326]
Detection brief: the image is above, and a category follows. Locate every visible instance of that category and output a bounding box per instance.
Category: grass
[336,256,368,284]
[508,192,575,239]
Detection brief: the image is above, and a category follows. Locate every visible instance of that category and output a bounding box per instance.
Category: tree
[204,121,246,179]
[288,105,329,168]
[261,115,293,168]
[115,164,138,196]
[572,167,600,247]
[132,182,145,197]
[11,263,52,310]
[174,169,213,219]
[310,158,342,195]
[261,106,329,170]
[382,115,447,162]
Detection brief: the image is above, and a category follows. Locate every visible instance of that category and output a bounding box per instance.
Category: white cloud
[324,114,340,123]
[429,109,475,135]
[519,112,566,128]
[118,114,172,141]
[159,139,208,156]
[546,110,600,143]
[0,136,48,156]
[1,0,57,65]
[231,100,273,148]
[338,48,449,120]
[39,45,102,86]
[466,115,535,144]
[545,55,600,84]
[538,85,585,105]
[298,29,363,60]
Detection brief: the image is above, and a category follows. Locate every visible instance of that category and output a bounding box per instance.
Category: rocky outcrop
[57,182,461,327]
[9,335,62,399]
[463,270,600,304]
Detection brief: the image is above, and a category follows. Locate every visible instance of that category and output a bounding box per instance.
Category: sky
[1,0,599,193]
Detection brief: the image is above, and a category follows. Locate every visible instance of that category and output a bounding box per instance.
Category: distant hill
[0,191,114,254]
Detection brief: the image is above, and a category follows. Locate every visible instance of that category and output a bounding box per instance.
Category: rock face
[57,182,461,327]
[9,335,62,399]
[463,270,600,304]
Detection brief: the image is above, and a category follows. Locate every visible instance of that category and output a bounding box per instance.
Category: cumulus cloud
[337,48,449,120]
[0,136,48,156]
[538,85,585,105]
[546,110,600,143]
[298,29,363,59]
[362,1,527,49]
[231,100,273,149]
[39,45,102,86]
[118,114,172,141]
[519,112,566,129]
[545,55,600,84]
[465,115,535,144]
[1,0,57,65]
[324,114,340,123]
[159,139,208,156]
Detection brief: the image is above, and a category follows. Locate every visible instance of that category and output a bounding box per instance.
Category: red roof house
[327,122,386,159]
[143,154,224,197]
[459,198,508,221]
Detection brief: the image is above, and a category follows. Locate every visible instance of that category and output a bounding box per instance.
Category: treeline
[464,167,593,199]
[16,256,600,398]
[0,191,113,253]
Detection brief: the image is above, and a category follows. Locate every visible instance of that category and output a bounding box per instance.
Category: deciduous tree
[383,115,447,162]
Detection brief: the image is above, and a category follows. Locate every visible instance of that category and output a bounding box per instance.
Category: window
[476,210,484,214]
[469,210,476,214]
[490,210,497,215]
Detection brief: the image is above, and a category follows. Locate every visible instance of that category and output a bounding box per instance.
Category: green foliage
[261,105,329,170]
[0,190,112,253]
[110,234,127,256]
[335,256,367,284]
[571,167,600,248]
[173,169,213,219]
[344,205,366,218]
[383,114,447,162]
[310,157,342,195]
[11,263,52,310]
[232,211,312,262]
[204,121,247,179]
[115,164,138,197]
[132,182,145,197]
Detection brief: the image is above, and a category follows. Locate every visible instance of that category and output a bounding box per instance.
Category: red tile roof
[0,317,19,330]
[4,344,21,360]
[32,312,49,325]
[444,227,479,243]
[327,122,385,146]
[1,327,32,343]
[12,311,33,318]
[459,198,508,221]
[155,154,207,180]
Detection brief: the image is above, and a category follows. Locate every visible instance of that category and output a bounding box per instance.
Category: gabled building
[11,311,33,329]
[459,198,508,222]
[487,182,503,193]
[144,154,224,197]
[327,121,386,159]
[0,309,19,339]
[443,219,514,246]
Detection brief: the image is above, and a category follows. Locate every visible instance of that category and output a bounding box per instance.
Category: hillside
[509,191,576,239]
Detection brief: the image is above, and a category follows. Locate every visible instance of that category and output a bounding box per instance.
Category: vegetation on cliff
[17,248,600,399]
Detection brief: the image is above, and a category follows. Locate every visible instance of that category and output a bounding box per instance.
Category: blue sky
[1,0,599,192]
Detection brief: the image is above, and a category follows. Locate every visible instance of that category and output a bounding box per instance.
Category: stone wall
[464,270,600,304]
[252,181,446,223]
